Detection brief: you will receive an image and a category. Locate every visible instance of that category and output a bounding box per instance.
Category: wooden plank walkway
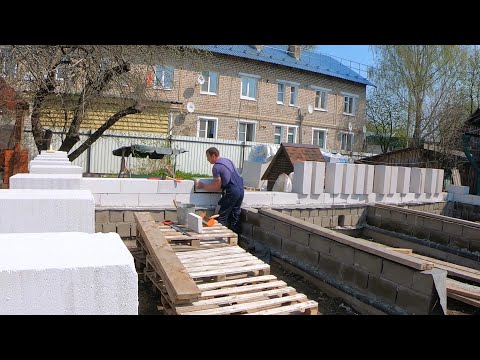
[133,212,318,315]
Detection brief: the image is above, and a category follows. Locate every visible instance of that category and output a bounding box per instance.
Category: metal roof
[192,45,373,86]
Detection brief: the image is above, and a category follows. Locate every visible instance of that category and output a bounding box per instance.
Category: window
[238,121,256,142]
[289,86,297,106]
[312,129,327,149]
[342,93,357,115]
[341,132,354,151]
[201,71,218,95]
[287,126,297,143]
[315,90,327,110]
[240,74,258,100]
[274,126,283,144]
[154,65,174,89]
[198,117,217,139]
[277,82,285,104]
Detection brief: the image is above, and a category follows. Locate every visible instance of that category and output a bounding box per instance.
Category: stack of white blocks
[29,151,83,175]
[0,232,138,315]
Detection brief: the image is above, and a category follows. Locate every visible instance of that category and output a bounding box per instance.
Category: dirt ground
[137,259,359,315]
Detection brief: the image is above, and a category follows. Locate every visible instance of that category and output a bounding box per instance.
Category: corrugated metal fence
[23,130,280,176]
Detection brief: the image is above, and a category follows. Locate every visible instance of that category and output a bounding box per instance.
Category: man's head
[206,147,220,164]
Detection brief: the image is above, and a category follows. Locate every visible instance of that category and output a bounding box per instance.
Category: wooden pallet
[132,212,318,315]
[156,222,238,247]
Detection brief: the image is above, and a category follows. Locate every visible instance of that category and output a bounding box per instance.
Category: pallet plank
[246,300,319,315]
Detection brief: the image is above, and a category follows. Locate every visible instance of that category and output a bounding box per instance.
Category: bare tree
[371,45,468,147]
[5,45,202,161]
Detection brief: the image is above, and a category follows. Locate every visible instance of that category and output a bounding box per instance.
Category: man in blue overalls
[196,147,244,234]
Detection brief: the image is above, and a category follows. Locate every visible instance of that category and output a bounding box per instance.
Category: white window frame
[289,85,298,106]
[239,72,260,101]
[200,71,218,95]
[272,123,298,144]
[197,116,218,139]
[340,131,354,151]
[237,119,257,142]
[311,86,330,111]
[153,65,174,90]
[286,126,298,143]
[341,92,358,116]
[276,81,285,104]
[273,125,283,144]
[312,128,328,149]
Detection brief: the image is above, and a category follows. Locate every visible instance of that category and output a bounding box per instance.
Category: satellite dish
[348,122,353,131]
[186,102,195,113]
[362,125,367,133]
[307,104,314,114]
[197,74,205,85]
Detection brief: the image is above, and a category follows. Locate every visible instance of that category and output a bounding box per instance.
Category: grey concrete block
[290,227,310,246]
[102,223,116,233]
[150,211,165,222]
[367,275,398,303]
[340,264,369,289]
[381,260,414,288]
[123,211,135,222]
[317,253,342,277]
[309,234,331,254]
[396,286,433,315]
[354,250,383,275]
[116,223,131,238]
[110,211,124,223]
[95,211,109,224]
[330,242,355,266]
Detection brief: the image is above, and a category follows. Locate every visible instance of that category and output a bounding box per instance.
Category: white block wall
[311,161,326,194]
[397,167,411,194]
[10,174,82,190]
[353,164,366,195]
[0,190,94,233]
[292,161,313,195]
[39,150,68,157]
[436,169,444,193]
[364,165,375,194]
[29,160,71,170]
[342,164,355,195]
[325,163,344,194]
[389,166,399,194]
[410,167,426,194]
[29,165,83,174]
[373,165,392,194]
[446,184,469,194]
[424,168,438,194]
[0,232,137,315]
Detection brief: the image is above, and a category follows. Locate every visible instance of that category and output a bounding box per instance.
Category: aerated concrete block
[10,174,81,190]
[192,178,222,193]
[243,192,273,206]
[342,164,355,195]
[436,169,444,193]
[187,212,203,233]
[39,150,68,157]
[0,190,94,233]
[373,165,392,194]
[325,163,344,194]
[29,160,71,170]
[389,166,399,194]
[445,185,469,194]
[410,167,426,194]
[424,168,438,194]
[120,179,158,193]
[292,161,313,194]
[364,164,375,194]
[0,232,137,315]
[100,193,139,207]
[353,164,366,194]
[81,178,122,193]
[29,165,83,174]
[311,162,326,194]
[397,167,411,194]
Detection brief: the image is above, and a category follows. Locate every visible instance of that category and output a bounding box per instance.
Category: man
[196,147,244,234]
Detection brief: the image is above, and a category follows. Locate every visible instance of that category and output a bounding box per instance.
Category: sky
[314,45,374,67]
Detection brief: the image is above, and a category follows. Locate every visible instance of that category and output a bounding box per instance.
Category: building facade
[149,45,372,154]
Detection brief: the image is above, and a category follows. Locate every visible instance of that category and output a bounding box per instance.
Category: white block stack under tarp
[0,232,138,315]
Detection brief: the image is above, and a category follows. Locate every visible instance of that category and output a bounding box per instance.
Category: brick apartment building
[1,45,372,155]
[157,45,373,153]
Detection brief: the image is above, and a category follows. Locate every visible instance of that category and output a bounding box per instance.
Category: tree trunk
[68,103,143,162]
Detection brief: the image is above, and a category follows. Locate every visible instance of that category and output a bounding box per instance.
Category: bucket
[176,203,196,225]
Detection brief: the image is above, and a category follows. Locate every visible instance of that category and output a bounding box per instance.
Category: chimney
[287,45,301,60]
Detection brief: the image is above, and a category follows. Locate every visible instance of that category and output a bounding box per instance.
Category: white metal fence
[23,130,280,176]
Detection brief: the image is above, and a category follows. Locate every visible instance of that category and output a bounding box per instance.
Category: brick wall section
[367,203,480,257]
[273,205,366,228]
[147,50,366,152]
[240,206,446,314]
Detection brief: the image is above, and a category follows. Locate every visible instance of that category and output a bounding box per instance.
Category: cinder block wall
[272,205,367,228]
[366,204,480,256]
[95,208,215,239]
[240,207,445,315]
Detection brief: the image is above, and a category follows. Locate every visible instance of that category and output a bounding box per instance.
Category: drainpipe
[462,133,480,195]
